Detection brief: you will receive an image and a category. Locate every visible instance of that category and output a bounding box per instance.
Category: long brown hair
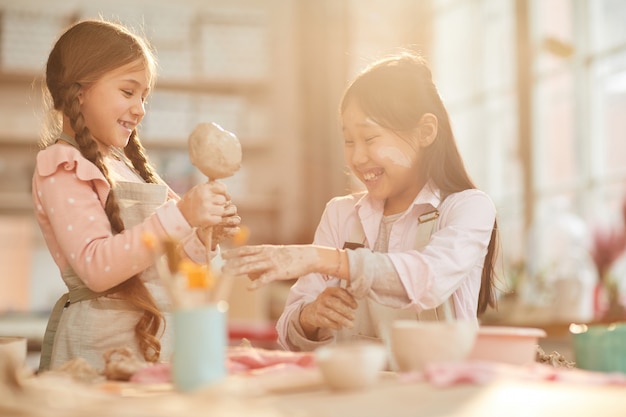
[44,19,163,361]
[340,50,498,315]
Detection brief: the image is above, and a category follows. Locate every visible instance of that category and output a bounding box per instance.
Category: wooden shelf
[0,190,277,216]
[0,133,273,150]
[0,138,40,148]
[0,192,33,214]
[144,138,272,152]
[0,72,40,87]
[156,78,267,95]
[0,71,268,95]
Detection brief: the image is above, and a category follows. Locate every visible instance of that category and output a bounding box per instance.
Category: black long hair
[341,51,498,314]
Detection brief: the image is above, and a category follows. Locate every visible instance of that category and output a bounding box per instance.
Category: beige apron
[39,180,173,371]
[337,209,455,347]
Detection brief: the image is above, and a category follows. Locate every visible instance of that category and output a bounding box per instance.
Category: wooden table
[4,364,625,417]
[266,377,623,417]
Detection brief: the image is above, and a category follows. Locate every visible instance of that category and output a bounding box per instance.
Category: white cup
[391,321,477,372]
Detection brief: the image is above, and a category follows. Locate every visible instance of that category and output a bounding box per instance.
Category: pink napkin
[398,361,626,387]
[130,347,316,383]
[227,346,316,375]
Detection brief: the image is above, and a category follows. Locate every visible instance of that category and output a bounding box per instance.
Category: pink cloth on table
[398,361,626,387]
[130,363,171,384]
[130,347,316,383]
[227,347,316,375]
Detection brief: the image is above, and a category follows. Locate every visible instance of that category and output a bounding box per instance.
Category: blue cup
[172,302,228,391]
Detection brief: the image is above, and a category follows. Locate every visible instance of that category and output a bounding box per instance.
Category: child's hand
[209,201,242,250]
[177,181,227,228]
[300,288,357,335]
[221,244,318,286]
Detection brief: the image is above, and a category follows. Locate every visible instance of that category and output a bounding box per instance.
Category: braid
[124,131,159,183]
[65,91,163,363]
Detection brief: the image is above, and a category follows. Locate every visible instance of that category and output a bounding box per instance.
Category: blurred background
[1,0,626,347]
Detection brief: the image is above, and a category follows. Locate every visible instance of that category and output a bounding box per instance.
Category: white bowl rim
[392,319,476,328]
[477,326,546,338]
[315,341,386,360]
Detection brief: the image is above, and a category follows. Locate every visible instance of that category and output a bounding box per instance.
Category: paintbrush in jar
[142,233,184,309]
[178,259,215,307]
[209,225,251,304]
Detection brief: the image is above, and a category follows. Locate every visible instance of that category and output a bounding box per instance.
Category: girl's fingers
[334,289,358,309]
[223,245,265,258]
[223,204,238,216]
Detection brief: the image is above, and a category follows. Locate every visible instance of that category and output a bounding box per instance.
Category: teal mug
[570,322,626,373]
[172,302,228,391]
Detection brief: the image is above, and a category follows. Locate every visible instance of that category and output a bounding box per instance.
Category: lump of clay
[188,122,242,179]
[50,357,104,384]
[102,347,148,381]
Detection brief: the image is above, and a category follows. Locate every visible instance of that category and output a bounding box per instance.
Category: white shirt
[276,182,496,351]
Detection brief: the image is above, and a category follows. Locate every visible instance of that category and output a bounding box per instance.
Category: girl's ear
[417,113,438,147]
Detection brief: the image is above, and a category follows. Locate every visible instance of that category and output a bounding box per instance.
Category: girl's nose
[350,142,369,165]
[131,99,146,117]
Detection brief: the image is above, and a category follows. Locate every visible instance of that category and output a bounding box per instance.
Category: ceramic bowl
[570,322,626,373]
[315,341,387,390]
[467,326,546,365]
[390,320,478,372]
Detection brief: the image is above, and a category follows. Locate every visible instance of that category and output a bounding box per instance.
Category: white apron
[39,181,173,371]
[336,209,455,347]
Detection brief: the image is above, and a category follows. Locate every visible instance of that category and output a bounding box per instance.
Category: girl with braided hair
[32,19,240,371]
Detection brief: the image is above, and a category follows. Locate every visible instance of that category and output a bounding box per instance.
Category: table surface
[4,364,625,417]
[267,377,623,417]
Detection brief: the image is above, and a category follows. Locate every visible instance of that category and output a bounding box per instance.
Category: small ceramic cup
[172,302,228,392]
[391,320,478,372]
[315,341,387,390]
[0,336,27,365]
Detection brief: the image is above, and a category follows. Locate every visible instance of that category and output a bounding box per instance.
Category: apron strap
[344,208,455,321]
[348,209,440,249]
[38,276,120,372]
[413,209,456,321]
[57,132,79,147]
[38,293,69,372]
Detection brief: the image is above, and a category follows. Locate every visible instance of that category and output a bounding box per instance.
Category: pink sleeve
[33,145,196,292]
[163,185,212,264]
[161,183,214,264]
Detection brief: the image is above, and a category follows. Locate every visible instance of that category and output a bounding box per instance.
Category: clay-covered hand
[300,287,357,337]
[177,181,227,228]
[222,244,319,287]
[199,201,241,250]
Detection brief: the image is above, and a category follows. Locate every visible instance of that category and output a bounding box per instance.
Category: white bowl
[315,342,387,390]
[390,320,478,372]
[467,326,546,365]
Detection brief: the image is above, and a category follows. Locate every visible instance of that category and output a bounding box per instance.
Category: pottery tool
[187,122,242,263]
[188,122,243,304]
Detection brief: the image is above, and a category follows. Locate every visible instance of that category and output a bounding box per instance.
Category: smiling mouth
[119,121,135,131]
[362,170,384,182]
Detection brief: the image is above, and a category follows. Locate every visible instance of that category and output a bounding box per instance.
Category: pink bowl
[467,326,546,365]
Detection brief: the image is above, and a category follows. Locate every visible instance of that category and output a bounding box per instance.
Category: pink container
[467,326,546,365]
